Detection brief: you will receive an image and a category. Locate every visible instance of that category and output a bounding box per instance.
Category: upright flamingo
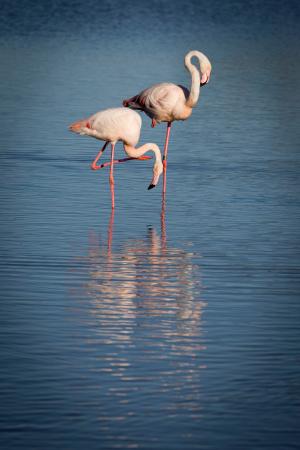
[123,50,212,194]
[69,108,163,209]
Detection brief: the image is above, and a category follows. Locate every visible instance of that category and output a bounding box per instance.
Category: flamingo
[69,108,163,209]
[123,50,212,194]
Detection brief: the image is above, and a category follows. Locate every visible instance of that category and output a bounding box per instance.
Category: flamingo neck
[185,53,200,108]
[185,50,211,108]
[123,143,162,165]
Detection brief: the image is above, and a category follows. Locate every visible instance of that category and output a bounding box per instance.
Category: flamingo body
[70,107,142,146]
[123,50,212,126]
[124,82,191,124]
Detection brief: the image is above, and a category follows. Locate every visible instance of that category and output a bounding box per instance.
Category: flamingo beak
[148,171,159,190]
[148,163,163,190]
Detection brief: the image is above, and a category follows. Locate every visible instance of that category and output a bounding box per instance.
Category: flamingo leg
[109,143,115,209]
[163,122,172,195]
[93,155,152,170]
[91,142,109,170]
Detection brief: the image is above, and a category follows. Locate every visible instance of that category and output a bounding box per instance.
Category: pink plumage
[123,50,212,127]
[69,108,163,208]
[123,50,212,195]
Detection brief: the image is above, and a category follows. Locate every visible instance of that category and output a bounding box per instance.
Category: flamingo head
[200,65,212,86]
[148,160,164,190]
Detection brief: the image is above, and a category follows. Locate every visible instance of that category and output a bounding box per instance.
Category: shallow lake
[0,1,300,449]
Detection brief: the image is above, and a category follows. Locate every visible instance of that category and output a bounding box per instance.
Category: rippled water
[1,1,300,449]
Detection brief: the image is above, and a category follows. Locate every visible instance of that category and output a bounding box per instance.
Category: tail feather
[123,95,142,110]
[69,118,89,133]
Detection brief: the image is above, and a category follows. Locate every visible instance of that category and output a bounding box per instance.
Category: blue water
[1,1,300,449]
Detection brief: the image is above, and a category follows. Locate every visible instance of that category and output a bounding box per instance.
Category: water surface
[1,1,300,449]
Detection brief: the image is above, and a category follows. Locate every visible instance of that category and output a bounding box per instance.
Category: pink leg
[91,142,109,170]
[92,155,152,170]
[163,122,172,195]
[109,143,115,209]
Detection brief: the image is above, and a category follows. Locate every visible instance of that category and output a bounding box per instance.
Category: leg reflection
[161,193,167,251]
[107,208,115,256]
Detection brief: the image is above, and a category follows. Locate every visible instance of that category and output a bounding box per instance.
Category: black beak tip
[148,184,155,190]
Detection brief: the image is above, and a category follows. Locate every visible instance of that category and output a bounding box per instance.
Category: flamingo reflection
[69,203,207,420]
[78,200,206,342]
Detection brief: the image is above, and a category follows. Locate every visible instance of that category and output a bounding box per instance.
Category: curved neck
[185,52,200,108]
[123,143,162,164]
[185,50,210,108]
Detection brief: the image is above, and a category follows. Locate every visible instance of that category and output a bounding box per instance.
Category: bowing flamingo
[123,50,212,194]
[69,108,163,209]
